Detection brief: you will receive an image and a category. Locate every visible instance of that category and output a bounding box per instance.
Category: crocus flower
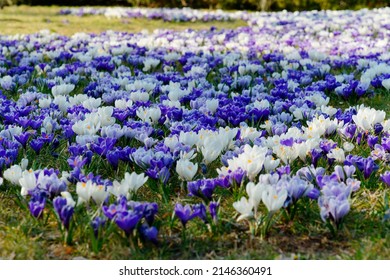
[262,185,288,213]
[174,203,200,227]
[29,139,45,154]
[140,223,158,244]
[380,171,390,187]
[19,169,37,196]
[352,105,386,131]
[233,197,254,221]
[91,216,106,238]
[176,159,198,181]
[319,196,350,225]
[115,210,142,236]
[53,196,74,230]
[28,190,47,218]
[209,201,219,223]
[3,164,23,185]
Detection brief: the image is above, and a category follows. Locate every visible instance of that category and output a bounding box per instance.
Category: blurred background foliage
[0,0,388,11]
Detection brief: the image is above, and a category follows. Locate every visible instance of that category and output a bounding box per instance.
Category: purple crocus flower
[30,138,44,154]
[28,190,47,218]
[363,157,378,179]
[280,137,294,147]
[14,132,30,148]
[381,137,390,152]
[193,203,207,223]
[106,149,121,169]
[367,135,378,149]
[209,201,219,223]
[53,196,74,230]
[231,168,246,185]
[174,203,200,227]
[310,148,323,167]
[91,216,106,238]
[102,197,127,220]
[306,188,321,200]
[374,123,383,135]
[115,210,142,236]
[380,171,390,187]
[319,196,350,225]
[271,123,288,136]
[319,140,337,153]
[140,223,158,244]
[276,165,291,176]
[285,176,314,203]
[188,179,216,201]
[128,201,158,226]
[67,156,88,169]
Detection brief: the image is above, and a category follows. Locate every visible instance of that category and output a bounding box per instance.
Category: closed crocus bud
[21,158,29,170]
[246,182,265,213]
[343,142,355,152]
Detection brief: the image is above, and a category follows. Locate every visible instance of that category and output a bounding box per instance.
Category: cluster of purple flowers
[103,196,158,242]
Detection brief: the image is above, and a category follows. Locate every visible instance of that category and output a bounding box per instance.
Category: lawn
[0,5,247,36]
[0,6,389,260]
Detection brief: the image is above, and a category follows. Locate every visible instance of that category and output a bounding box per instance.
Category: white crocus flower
[352,105,386,131]
[3,164,23,185]
[327,147,346,162]
[176,159,198,181]
[246,182,267,215]
[233,197,254,221]
[263,156,280,172]
[82,97,102,110]
[262,186,288,213]
[91,183,109,205]
[51,83,75,96]
[111,180,128,198]
[124,171,148,193]
[19,169,37,196]
[136,107,161,125]
[205,99,219,114]
[343,142,355,152]
[225,145,268,181]
[200,136,223,164]
[76,181,92,205]
[382,79,390,91]
[179,131,198,147]
[164,136,179,152]
[38,97,52,108]
[240,126,261,142]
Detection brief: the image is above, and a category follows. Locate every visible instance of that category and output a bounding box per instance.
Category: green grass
[0,5,247,36]
[0,6,389,260]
